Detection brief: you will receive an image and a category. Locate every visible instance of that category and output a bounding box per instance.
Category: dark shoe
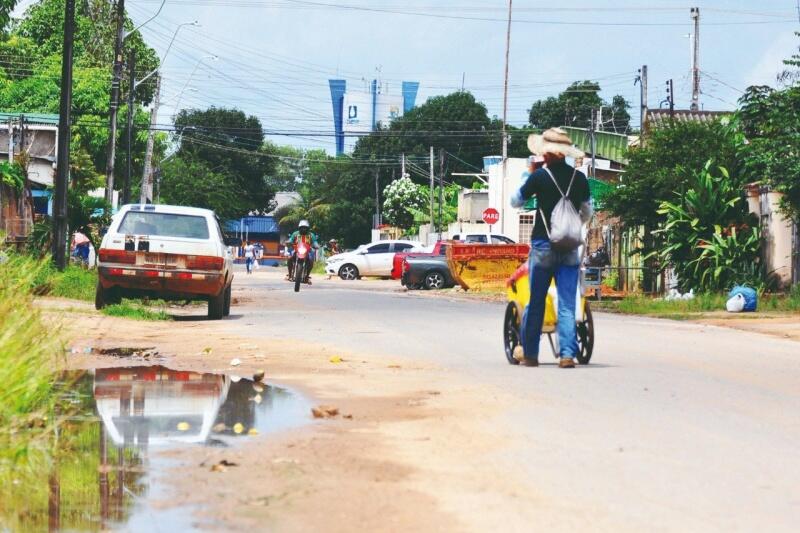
[520,358,539,367]
[559,358,576,369]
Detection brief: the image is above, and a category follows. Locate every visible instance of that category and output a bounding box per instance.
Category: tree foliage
[382,176,426,230]
[166,107,276,217]
[528,81,631,133]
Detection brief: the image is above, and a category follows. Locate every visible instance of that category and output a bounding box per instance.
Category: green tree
[737,41,800,221]
[171,107,276,216]
[272,186,331,236]
[528,81,631,133]
[159,156,243,220]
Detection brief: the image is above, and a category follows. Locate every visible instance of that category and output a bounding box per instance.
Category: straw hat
[527,127,584,159]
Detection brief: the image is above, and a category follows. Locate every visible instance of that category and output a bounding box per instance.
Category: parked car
[450,232,515,244]
[325,239,423,279]
[95,204,239,319]
[402,255,456,290]
[391,240,450,280]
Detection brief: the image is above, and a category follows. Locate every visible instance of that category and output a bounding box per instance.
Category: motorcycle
[290,241,311,292]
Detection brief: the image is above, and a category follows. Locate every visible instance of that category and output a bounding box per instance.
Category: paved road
[229,268,800,531]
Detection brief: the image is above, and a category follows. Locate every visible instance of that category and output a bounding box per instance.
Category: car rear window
[118,212,210,239]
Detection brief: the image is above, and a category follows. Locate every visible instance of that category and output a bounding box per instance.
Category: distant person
[244,241,255,274]
[71,232,91,266]
[286,220,320,283]
[327,238,340,256]
[510,128,592,369]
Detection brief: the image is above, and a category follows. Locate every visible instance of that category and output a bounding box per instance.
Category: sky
[12,0,800,153]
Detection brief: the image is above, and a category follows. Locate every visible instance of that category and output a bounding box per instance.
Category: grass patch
[101,300,171,321]
[596,289,800,317]
[311,261,326,275]
[30,261,96,301]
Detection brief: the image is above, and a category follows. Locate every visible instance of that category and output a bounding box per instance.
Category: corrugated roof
[563,126,630,164]
[0,112,59,126]
[646,109,732,129]
[223,216,279,235]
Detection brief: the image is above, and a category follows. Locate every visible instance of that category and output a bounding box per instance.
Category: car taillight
[186,255,224,270]
[99,249,136,264]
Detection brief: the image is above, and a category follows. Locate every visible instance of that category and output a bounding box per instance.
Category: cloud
[745,31,798,88]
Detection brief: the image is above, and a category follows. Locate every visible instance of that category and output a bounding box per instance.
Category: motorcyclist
[286,220,320,283]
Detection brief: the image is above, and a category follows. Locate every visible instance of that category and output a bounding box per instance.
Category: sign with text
[482,207,500,225]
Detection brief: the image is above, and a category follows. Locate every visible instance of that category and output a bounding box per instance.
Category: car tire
[222,284,232,317]
[339,264,359,281]
[208,289,225,320]
[424,271,446,290]
[95,282,120,310]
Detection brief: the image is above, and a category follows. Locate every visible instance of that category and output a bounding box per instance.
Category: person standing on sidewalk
[510,128,593,368]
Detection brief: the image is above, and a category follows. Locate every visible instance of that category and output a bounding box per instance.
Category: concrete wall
[746,184,795,288]
[487,158,529,243]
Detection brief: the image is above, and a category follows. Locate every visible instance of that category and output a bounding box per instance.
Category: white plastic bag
[726,293,745,313]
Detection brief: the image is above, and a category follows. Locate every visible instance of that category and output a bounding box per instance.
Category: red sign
[482,207,500,225]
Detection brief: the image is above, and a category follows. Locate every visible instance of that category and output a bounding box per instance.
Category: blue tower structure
[329,79,419,156]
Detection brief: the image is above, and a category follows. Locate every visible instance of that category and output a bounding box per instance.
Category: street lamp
[137,21,200,88]
[173,55,218,117]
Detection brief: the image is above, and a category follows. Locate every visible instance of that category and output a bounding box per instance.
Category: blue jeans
[521,239,580,360]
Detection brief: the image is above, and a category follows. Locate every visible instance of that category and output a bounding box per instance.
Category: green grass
[311,261,326,275]
[31,262,97,301]
[101,300,171,321]
[596,289,800,317]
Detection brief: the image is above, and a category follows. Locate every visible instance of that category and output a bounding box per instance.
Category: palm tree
[273,187,331,235]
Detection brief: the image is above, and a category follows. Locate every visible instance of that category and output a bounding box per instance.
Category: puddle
[93,346,160,358]
[0,365,309,531]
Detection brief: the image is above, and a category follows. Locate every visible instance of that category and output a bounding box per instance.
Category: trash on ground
[230,358,242,366]
[311,405,339,418]
[727,285,757,312]
[329,355,343,363]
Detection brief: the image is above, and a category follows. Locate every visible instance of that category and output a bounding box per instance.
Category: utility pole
[438,149,444,235]
[105,0,125,210]
[140,74,160,203]
[589,109,596,179]
[668,79,675,118]
[53,0,75,270]
[429,146,434,230]
[690,7,700,111]
[501,0,513,236]
[637,65,648,133]
[401,153,406,179]
[374,167,380,229]
[124,49,135,205]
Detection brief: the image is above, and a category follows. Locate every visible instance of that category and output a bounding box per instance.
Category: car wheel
[208,289,225,320]
[339,264,359,281]
[95,282,120,310]
[424,271,446,290]
[222,284,232,316]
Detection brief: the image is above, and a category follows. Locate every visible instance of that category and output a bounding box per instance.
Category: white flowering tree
[382,177,427,230]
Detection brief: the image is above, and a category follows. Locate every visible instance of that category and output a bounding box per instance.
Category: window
[394,243,414,252]
[367,243,391,254]
[491,235,514,244]
[518,214,535,244]
[465,235,488,243]
[438,244,449,256]
[118,212,210,239]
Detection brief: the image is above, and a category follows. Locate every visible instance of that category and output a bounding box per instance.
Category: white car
[95,204,238,319]
[326,239,424,280]
[450,232,515,244]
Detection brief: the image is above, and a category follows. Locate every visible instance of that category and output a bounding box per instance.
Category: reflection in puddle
[1,366,308,531]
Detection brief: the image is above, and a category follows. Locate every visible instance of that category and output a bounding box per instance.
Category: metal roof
[223,216,279,235]
[646,109,732,129]
[0,112,59,126]
[563,126,630,164]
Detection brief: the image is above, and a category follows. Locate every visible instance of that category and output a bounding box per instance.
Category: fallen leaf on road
[202,347,213,354]
[388,364,401,369]
[210,459,239,473]
[343,414,353,420]
[230,358,241,366]
[311,405,339,418]
[329,355,343,363]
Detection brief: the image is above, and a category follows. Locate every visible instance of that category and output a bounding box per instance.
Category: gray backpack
[541,167,583,252]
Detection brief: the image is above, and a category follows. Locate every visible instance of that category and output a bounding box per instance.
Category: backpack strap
[543,166,578,198]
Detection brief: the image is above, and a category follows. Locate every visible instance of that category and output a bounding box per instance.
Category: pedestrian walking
[510,128,593,368]
[244,241,255,274]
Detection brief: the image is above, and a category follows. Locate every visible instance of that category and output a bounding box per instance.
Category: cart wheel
[576,302,594,365]
[503,302,522,365]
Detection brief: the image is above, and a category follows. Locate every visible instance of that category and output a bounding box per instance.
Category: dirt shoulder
[45,300,535,532]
